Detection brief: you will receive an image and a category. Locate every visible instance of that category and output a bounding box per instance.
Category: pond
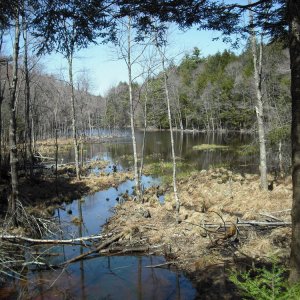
[59,130,290,174]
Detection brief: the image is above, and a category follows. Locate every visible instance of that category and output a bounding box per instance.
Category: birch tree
[249,6,268,190]
[154,32,180,221]
[113,16,151,200]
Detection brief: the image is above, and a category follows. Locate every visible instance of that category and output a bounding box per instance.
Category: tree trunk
[139,81,148,181]
[250,7,268,190]
[156,42,180,222]
[127,16,140,200]
[0,93,3,173]
[289,0,300,284]
[67,55,80,180]
[278,140,283,178]
[7,11,21,226]
[88,113,92,138]
[23,14,33,179]
[0,31,5,176]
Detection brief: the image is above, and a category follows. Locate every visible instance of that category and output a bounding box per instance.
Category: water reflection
[54,131,265,173]
[23,256,195,300]
[45,130,291,176]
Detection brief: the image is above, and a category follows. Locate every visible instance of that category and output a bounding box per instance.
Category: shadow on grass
[19,176,91,207]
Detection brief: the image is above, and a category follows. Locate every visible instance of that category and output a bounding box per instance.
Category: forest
[1,0,300,299]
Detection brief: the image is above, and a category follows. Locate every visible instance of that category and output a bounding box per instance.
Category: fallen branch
[259,213,284,222]
[0,234,110,245]
[34,152,55,160]
[237,220,291,226]
[60,232,123,266]
[201,221,291,228]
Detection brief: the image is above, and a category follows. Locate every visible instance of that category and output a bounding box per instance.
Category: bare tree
[7,6,21,225]
[0,30,7,177]
[249,5,268,190]
[113,16,150,200]
[22,1,34,179]
[154,33,180,221]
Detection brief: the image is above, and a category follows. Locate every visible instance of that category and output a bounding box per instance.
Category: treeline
[0,61,104,150]
[104,43,291,136]
[0,41,291,170]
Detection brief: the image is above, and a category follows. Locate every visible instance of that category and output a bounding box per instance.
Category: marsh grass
[192,144,230,151]
[144,160,197,183]
[192,143,259,156]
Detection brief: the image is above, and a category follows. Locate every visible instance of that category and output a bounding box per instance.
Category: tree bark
[7,9,21,226]
[249,6,268,190]
[289,0,300,284]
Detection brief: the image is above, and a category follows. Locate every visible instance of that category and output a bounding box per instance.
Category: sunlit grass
[144,160,197,183]
[192,143,259,156]
[192,144,230,151]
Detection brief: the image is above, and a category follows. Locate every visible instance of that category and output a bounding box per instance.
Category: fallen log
[0,234,109,245]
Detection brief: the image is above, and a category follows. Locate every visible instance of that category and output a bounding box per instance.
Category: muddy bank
[102,168,292,296]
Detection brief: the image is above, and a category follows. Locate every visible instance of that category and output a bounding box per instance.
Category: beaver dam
[0,131,292,299]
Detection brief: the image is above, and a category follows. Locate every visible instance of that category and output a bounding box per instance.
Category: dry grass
[103,167,292,273]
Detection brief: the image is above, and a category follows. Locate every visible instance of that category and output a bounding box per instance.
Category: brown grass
[103,167,292,273]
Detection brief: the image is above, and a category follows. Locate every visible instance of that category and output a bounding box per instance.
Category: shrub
[229,261,300,300]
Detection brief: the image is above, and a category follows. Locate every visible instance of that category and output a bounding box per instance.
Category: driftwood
[0,234,109,245]
[60,232,124,266]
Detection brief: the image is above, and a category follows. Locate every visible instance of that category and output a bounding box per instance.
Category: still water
[62,130,265,173]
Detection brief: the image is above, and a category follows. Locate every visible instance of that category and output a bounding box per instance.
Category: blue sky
[41,25,243,97]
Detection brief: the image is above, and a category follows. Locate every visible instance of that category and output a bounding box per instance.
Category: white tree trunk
[250,7,268,190]
[68,55,80,180]
[156,43,180,221]
[127,17,140,200]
